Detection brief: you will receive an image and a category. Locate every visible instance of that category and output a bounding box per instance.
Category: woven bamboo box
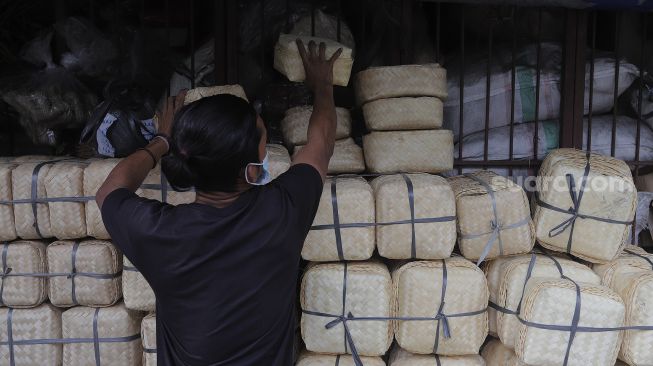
[47,240,122,308]
[0,241,48,308]
[302,177,375,261]
[0,163,17,241]
[141,165,196,205]
[301,262,393,356]
[183,85,248,104]
[448,171,534,263]
[592,245,653,288]
[593,246,653,366]
[123,256,156,312]
[363,130,453,174]
[516,278,625,366]
[295,138,365,174]
[267,144,291,180]
[0,304,62,365]
[274,34,354,87]
[392,258,488,356]
[389,345,485,366]
[534,149,637,263]
[84,159,126,239]
[371,174,456,259]
[486,254,600,349]
[141,314,156,366]
[481,338,515,366]
[62,303,144,366]
[355,64,448,105]
[363,97,444,131]
[12,161,55,239]
[281,106,352,146]
[44,161,88,239]
[611,271,653,366]
[296,351,385,366]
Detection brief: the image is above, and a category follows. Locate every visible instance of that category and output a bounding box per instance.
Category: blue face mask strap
[245,153,271,186]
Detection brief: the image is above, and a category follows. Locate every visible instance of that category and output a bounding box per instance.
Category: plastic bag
[0,30,98,147]
[79,82,156,158]
[54,17,118,78]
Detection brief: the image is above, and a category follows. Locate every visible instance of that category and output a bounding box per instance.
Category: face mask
[245,152,272,186]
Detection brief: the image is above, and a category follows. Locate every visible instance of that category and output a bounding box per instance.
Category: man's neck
[194,181,253,209]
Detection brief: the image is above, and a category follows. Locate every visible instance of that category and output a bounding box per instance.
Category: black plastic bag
[79,82,156,158]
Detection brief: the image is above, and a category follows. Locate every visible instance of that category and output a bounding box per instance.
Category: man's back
[101,164,322,365]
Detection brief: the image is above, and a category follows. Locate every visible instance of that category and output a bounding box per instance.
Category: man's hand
[291,40,341,181]
[157,90,187,136]
[296,39,342,92]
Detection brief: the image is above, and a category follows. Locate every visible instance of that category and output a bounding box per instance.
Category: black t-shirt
[101,164,323,366]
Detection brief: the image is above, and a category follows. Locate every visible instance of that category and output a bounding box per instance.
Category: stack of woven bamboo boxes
[0,141,292,365]
[295,64,492,365]
[294,58,652,366]
[356,64,453,174]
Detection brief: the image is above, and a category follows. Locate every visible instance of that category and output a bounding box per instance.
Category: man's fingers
[308,40,317,58]
[329,48,343,65]
[174,90,187,111]
[319,42,326,60]
[296,39,309,66]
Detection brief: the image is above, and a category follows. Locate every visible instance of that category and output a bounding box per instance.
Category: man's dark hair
[161,94,261,192]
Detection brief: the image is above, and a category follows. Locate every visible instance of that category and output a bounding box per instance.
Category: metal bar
[454,160,542,167]
[89,0,95,23]
[587,11,596,150]
[572,11,587,149]
[311,0,316,36]
[635,13,647,178]
[533,8,542,162]
[400,0,414,64]
[260,0,265,85]
[483,21,493,165]
[285,0,290,31]
[360,0,366,52]
[115,0,120,25]
[457,6,465,175]
[561,9,586,150]
[612,11,621,157]
[166,0,171,96]
[140,0,145,30]
[227,0,239,84]
[509,6,517,176]
[435,2,441,63]
[214,0,226,84]
[190,0,196,89]
[337,0,342,42]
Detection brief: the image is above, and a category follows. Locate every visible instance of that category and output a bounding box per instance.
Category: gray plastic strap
[624,249,653,269]
[70,242,80,306]
[93,308,101,366]
[30,161,54,239]
[0,196,96,205]
[123,265,138,272]
[144,348,157,354]
[334,352,340,366]
[330,179,345,261]
[160,173,168,203]
[432,259,450,354]
[400,174,418,259]
[0,243,10,307]
[462,173,531,265]
[7,308,14,366]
